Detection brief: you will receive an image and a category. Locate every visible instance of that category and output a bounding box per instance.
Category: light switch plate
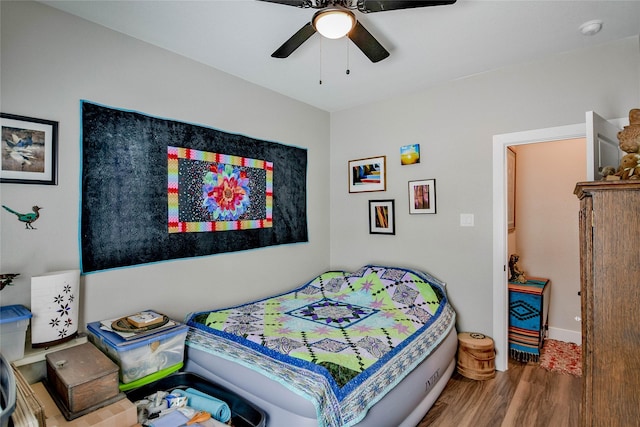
[460,213,474,227]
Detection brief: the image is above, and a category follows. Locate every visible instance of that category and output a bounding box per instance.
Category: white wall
[514,139,586,342]
[0,1,330,325]
[329,36,640,337]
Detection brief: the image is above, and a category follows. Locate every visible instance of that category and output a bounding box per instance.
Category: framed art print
[1,113,58,185]
[400,144,420,165]
[409,179,436,214]
[349,156,386,193]
[507,147,516,231]
[369,199,395,235]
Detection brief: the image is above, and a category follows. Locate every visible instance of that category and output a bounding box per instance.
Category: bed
[184,265,457,427]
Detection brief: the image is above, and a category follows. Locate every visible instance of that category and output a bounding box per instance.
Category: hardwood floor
[416,358,581,427]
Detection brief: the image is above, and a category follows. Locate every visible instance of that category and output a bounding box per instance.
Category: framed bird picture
[1,113,58,185]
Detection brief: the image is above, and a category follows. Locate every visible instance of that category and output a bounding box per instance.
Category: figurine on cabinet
[614,109,640,180]
[617,153,640,180]
[509,254,527,283]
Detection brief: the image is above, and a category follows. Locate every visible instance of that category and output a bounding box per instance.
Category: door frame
[492,123,585,372]
[493,115,627,371]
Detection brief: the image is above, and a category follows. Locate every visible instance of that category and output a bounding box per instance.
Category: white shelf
[13,334,88,367]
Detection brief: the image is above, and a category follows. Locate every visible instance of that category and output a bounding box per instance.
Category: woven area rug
[539,339,582,376]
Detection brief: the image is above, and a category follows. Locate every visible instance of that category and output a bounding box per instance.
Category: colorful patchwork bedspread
[186,265,456,427]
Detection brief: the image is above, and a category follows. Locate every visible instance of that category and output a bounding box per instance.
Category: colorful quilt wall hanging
[80,101,308,273]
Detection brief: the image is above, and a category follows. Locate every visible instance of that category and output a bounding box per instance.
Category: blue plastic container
[0,352,16,427]
[0,304,32,362]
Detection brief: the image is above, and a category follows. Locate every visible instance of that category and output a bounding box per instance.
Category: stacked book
[98,310,179,345]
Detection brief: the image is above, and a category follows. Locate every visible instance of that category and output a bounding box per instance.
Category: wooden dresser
[574,181,640,426]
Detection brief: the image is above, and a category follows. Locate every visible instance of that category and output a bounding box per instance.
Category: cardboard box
[0,353,16,427]
[32,382,136,427]
[45,342,121,415]
[11,362,46,427]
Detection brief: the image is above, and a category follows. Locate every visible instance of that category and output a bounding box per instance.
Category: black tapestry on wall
[80,100,308,273]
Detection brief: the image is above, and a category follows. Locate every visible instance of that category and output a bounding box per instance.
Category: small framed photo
[409,179,436,214]
[1,113,58,185]
[349,156,386,193]
[369,199,395,235]
[400,144,420,165]
[507,147,516,231]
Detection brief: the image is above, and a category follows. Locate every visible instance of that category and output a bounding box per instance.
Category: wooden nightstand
[508,277,550,362]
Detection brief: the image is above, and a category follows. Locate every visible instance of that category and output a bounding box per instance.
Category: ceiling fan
[259,0,457,63]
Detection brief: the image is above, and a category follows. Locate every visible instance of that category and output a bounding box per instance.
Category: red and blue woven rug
[539,339,582,377]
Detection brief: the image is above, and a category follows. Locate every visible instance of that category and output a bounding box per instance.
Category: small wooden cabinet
[574,181,640,426]
[45,342,123,419]
[508,278,550,362]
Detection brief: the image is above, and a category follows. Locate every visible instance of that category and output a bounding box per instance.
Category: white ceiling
[40,0,640,112]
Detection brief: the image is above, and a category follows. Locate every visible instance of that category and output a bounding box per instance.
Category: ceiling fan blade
[257,0,310,7]
[348,21,389,63]
[358,0,456,13]
[272,22,317,58]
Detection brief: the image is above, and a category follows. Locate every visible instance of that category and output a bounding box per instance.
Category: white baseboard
[548,326,581,344]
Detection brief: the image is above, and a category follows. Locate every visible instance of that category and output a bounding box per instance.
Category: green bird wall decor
[2,205,43,229]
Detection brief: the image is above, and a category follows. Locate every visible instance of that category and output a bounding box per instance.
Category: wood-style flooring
[416,358,581,427]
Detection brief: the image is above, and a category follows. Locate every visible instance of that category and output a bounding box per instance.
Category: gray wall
[0,1,330,324]
[329,36,640,336]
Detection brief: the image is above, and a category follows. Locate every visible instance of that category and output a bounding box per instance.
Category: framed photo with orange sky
[400,144,420,165]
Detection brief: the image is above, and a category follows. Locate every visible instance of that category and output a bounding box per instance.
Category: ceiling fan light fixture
[312,9,356,39]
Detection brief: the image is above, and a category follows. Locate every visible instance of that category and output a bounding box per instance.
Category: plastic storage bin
[87,322,188,384]
[0,304,32,362]
[126,372,266,427]
[0,352,16,427]
[118,361,183,392]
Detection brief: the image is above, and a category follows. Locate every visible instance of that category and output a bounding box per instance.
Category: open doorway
[492,114,626,371]
[507,140,584,343]
[492,123,585,372]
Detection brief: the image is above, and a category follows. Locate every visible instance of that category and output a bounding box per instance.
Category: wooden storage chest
[45,342,122,417]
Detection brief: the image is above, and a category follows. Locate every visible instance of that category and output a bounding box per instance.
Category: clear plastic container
[0,305,32,362]
[87,321,188,384]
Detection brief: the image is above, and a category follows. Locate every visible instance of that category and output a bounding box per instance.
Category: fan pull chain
[346,38,350,75]
[319,37,323,85]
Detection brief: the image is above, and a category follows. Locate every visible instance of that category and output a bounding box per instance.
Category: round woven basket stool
[457,332,496,380]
